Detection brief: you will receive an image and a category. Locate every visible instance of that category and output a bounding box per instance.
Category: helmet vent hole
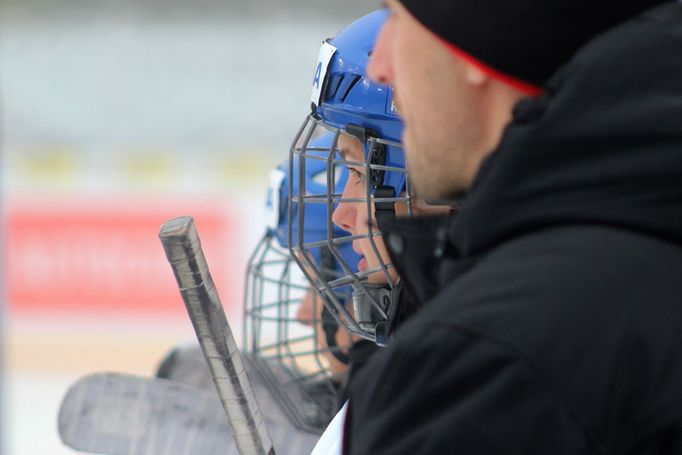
[324,74,344,101]
[339,75,362,102]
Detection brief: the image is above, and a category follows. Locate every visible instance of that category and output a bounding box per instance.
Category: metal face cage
[243,230,348,433]
[289,114,411,345]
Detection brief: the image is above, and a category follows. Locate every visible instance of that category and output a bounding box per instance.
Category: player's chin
[352,240,363,256]
[367,269,390,284]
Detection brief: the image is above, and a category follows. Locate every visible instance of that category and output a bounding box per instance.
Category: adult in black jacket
[343,1,682,454]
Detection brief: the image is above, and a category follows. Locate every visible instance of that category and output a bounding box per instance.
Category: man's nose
[367,20,395,85]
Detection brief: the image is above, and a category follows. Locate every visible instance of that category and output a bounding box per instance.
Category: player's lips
[353,241,367,271]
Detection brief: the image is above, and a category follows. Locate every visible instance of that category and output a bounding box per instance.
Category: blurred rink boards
[1,0,374,453]
[4,148,266,455]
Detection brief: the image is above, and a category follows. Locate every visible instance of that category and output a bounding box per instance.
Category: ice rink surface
[6,315,198,455]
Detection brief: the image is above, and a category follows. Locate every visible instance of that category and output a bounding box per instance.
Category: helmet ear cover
[369,143,387,188]
[344,123,388,189]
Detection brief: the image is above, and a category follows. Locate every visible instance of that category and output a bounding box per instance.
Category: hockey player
[290,9,412,348]
[289,10,452,454]
[290,7,453,348]
[342,1,682,453]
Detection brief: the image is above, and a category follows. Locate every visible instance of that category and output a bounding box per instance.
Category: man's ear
[465,63,489,87]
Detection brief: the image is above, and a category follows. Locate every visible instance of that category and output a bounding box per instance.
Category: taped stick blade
[58,372,237,455]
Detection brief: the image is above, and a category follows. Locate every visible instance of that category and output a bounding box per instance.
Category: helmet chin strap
[351,281,403,347]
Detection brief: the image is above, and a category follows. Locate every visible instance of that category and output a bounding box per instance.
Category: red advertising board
[5,196,241,317]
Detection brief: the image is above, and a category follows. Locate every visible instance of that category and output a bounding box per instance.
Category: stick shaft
[160,216,274,455]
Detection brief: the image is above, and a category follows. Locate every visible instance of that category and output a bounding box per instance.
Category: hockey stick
[58,372,319,455]
[159,216,275,455]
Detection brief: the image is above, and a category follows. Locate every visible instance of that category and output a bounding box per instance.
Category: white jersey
[311,400,349,455]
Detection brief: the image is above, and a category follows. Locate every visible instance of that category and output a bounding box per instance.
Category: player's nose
[332,199,356,234]
[296,291,315,326]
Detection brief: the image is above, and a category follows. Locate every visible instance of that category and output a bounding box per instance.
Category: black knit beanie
[398,0,668,94]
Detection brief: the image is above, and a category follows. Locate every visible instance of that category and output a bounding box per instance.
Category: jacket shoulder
[346,321,598,455]
[421,225,682,451]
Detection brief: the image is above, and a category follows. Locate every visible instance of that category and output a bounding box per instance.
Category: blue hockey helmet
[289,10,411,345]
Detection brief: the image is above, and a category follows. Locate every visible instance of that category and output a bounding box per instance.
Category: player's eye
[349,167,365,182]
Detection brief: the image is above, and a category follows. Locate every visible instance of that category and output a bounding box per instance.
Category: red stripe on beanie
[438,37,543,97]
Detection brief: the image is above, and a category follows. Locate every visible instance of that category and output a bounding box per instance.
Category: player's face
[368,1,492,200]
[331,134,397,284]
[296,289,351,379]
